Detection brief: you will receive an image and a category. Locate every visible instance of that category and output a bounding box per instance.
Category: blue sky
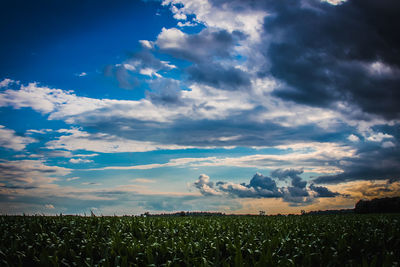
[1,0,399,215]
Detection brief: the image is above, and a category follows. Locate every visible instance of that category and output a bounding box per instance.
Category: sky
[0,0,399,215]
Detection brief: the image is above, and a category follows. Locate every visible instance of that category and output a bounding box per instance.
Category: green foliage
[0,214,399,266]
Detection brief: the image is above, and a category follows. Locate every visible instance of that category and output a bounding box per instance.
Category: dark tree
[355,197,400,214]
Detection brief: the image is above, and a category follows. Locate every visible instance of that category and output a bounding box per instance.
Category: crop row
[0,214,399,266]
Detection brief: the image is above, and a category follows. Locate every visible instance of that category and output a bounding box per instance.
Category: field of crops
[1,214,399,266]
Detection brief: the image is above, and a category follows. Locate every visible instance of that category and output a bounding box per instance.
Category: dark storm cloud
[187,63,251,91]
[271,168,304,181]
[263,0,400,119]
[314,140,400,184]
[155,27,250,91]
[271,168,310,204]
[309,184,341,198]
[217,173,282,198]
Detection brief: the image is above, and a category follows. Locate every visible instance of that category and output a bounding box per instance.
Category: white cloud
[0,159,70,186]
[123,63,136,71]
[160,61,177,69]
[0,82,178,123]
[321,0,347,5]
[0,73,394,156]
[0,82,78,114]
[91,142,354,174]
[0,78,15,88]
[367,132,393,142]
[162,0,267,42]
[139,40,153,49]
[0,78,358,145]
[139,68,162,78]
[347,134,360,142]
[47,128,195,153]
[382,141,396,148]
[69,158,94,164]
[45,204,55,209]
[73,153,99,158]
[177,21,197,27]
[66,177,80,181]
[26,129,53,135]
[0,125,37,151]
[156,27,187,50]
[77,72,87,77]
[171,5,187,20]
[46,150,73,158]
[193,174,221,195]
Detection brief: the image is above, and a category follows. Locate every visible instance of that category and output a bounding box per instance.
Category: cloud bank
[192,170,343,206]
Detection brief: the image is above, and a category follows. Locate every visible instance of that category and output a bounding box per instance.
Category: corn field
[1,214,399,266]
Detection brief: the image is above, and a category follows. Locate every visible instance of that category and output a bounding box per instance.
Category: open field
[1,214,399,266]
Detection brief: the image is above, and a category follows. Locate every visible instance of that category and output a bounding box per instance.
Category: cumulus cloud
[217,173,282,198]
[193,174,220,196]
[366,132,393,142]
[347,134,360,142]
[270,168,311,204]
[139,40,153,49]
[0,78,15,87]
[154,26,251,91]
[193,170,342,205]
[162,0,267,41]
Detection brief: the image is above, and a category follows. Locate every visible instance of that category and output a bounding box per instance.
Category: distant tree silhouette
[355,197,400,214]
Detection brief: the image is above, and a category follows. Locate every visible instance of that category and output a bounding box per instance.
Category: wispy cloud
[0,125,37,151]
